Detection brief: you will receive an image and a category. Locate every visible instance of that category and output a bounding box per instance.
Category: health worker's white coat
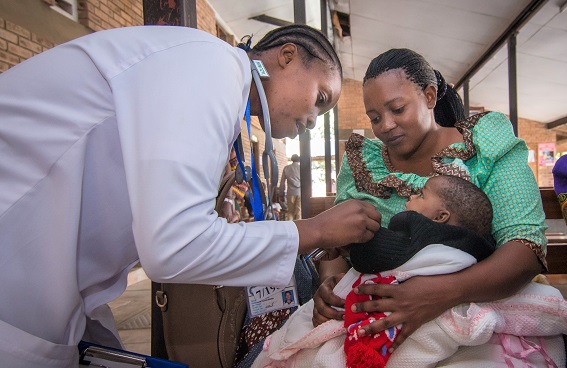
[0,26,299,367]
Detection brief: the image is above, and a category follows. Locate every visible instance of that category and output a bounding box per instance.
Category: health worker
[0,24,380,368]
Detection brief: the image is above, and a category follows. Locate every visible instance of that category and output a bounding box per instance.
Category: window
[50,0,78,21]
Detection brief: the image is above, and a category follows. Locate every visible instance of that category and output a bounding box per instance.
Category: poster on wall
[538,143,556,167]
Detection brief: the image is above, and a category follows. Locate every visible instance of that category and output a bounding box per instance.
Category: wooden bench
[540,188,567,274]
[309,188,567,274]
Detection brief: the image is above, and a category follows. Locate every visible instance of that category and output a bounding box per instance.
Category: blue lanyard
[233,99,264,221]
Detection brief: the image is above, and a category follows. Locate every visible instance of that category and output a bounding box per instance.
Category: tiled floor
[109,267,151,356]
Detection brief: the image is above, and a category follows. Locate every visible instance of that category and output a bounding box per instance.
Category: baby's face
[405,178,446,220]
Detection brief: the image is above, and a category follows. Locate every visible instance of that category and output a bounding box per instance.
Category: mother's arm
[352,239,542,351]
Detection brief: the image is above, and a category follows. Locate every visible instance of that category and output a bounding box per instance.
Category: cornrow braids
[432,175,493,239]
[434,70,447,101]
[244,24,342,79]
[363,48,464,127]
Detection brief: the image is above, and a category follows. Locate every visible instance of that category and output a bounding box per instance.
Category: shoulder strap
[216,171,236,212]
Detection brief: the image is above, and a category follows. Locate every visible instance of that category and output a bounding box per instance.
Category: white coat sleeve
[109,41,298,286]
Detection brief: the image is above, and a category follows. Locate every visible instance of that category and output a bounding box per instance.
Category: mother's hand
[312,272,346,327]
[351,274,459,351]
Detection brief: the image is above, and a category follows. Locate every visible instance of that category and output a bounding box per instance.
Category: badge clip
[252,60,270,78]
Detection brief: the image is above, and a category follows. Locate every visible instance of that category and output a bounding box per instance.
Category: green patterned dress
[336,111,548,267]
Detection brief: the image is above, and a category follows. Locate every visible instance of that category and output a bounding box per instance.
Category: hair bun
[434,69,447,101]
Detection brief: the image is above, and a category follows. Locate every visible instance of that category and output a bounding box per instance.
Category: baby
[345,175,495,367]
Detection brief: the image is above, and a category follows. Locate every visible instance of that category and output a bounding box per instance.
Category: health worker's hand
[312,273,346,327]
[351,274,458,352]
[295,199,381,254]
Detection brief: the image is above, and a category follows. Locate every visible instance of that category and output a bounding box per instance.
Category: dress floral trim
[345,134,417,198]
[346,112,489,199]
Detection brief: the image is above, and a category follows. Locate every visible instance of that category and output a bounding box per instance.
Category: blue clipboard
[79,341,188,368]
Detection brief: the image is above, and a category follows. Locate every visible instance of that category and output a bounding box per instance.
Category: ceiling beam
[547,116,567,129]
[455,0,548,90]
[249,14,293,27]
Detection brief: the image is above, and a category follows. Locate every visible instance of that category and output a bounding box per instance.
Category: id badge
[245,276,298,317]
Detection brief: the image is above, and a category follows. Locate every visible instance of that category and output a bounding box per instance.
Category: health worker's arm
[110,41,299,287]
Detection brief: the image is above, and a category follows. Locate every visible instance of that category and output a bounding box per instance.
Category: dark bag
[157,171,248,368]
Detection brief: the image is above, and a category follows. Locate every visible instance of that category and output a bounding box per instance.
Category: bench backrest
[539,188,567,274]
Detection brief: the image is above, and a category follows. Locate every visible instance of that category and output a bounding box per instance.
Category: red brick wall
[196,0,215,35]
[338,79,366,130]
[336,78,368,167]
[0,16,56,72]
[556,140,567,153]
[0,0,142,72]
[519,117,557,186]
[78,0,143,31]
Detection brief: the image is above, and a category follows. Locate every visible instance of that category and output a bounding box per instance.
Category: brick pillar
[143,0,196,27]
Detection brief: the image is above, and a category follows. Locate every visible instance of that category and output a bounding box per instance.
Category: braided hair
[238,24,342,79]
[363,48,464,127]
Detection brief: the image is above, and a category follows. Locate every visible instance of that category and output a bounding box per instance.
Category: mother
[314,48,558,359]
